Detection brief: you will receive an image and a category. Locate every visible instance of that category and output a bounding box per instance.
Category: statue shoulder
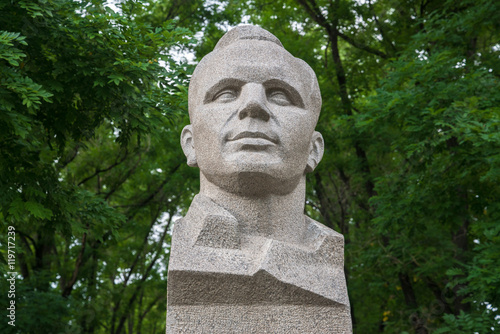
[304,215,344,242]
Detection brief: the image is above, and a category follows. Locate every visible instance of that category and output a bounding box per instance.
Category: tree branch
[78,148,128,186]
[337,31,388,59]
[57,143,81,171]
[367,0,396,54]
[399,272,428,334]
[295,0,332,32]
[140,294,165,321]
[125,164,180,222]
[62,229,88,297]
[294,0,388,59]
[122,206,163,287]
[104,152,142,201]
[114,211,174,334]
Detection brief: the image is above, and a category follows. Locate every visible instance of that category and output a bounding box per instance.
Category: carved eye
[213,89,238,102]
[268,90,292,106]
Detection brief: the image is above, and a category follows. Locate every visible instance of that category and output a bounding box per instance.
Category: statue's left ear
[305,131,324,173]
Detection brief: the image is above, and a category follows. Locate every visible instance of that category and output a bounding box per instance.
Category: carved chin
[202,170,303,196]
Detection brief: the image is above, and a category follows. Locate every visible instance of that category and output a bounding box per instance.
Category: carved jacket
[167,194,350,308]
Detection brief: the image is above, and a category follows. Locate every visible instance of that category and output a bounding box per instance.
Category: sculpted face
[182,38,323,195]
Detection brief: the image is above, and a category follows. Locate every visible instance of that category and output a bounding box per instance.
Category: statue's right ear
[180,125,198,167]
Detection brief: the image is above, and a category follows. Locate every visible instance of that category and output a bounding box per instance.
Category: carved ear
[305,131,324,173]
[180,125,198,167]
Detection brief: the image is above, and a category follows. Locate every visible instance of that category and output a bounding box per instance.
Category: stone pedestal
[166,195,352,333]
[168,305,351,333]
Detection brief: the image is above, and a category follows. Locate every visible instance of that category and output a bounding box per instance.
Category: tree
[195,0,500,332]
[360,1,500,332]
[0,0,195,333]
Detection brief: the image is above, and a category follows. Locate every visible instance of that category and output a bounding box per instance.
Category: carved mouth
[228,131,279,144]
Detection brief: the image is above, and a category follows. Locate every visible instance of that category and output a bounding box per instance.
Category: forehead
[190,41,313,103]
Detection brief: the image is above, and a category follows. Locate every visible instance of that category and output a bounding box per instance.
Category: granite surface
[167,25,352,333]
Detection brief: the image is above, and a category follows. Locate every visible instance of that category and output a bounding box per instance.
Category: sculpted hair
[213,25,284,50]
[188,25,322,118]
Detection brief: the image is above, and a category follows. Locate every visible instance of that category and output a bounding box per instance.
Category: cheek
[191,108,232,161]
[192,109,226,140]
[279,113,316,152]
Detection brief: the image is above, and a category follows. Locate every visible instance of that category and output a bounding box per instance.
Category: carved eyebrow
[203,78,246,104]
[263,79,305,109]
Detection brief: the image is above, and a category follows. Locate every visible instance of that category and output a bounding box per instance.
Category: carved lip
[227,131,279,144]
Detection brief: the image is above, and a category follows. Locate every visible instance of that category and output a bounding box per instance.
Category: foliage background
[0,0,499,333]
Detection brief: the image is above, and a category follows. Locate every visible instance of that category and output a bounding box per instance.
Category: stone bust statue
[167,25,352,333]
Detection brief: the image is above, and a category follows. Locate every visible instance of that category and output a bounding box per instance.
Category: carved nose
[238,101,271,121]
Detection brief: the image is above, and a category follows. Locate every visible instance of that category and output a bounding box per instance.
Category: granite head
[181,25,324,195]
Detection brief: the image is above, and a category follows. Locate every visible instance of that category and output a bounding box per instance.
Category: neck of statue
[199,172,307,245]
